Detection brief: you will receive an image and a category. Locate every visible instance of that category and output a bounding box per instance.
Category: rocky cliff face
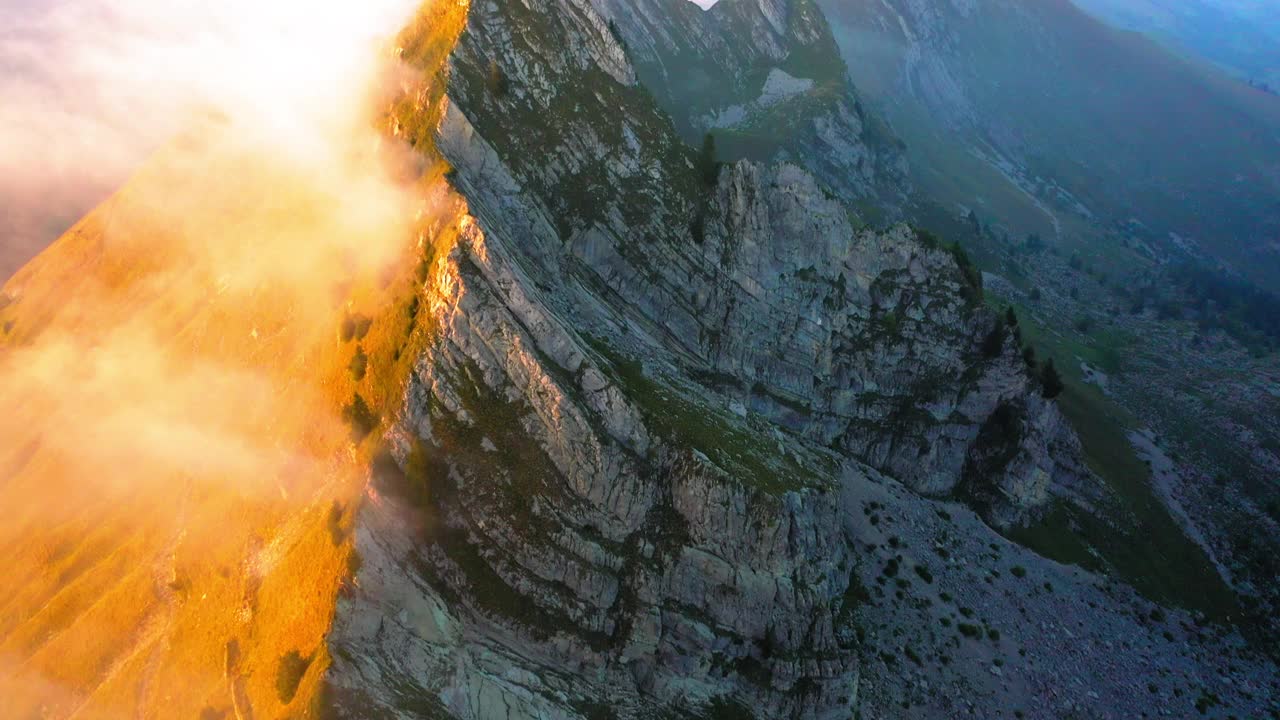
[324,0,1093,717]
[589,0,910,213]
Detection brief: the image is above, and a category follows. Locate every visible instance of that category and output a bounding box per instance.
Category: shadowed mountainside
[818,0,1280,291]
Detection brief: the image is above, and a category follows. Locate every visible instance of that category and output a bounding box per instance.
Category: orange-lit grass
[0,170,466,718]
[0,4,472,715]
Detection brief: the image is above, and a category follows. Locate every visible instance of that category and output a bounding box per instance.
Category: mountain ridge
[2,0,1278,718]
[323,1,1276,717]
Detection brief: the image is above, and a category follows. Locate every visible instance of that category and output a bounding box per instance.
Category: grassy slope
[907,205,1235,616]
[996,295,1238,619]
[0,152,375,720]
[0,2,471,717]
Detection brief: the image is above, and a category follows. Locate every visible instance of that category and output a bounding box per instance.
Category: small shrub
[607,18,625,46]
[698,133,721,187]
[1195,692,1221,714]
[913,564,934,584]
[276,651,314,704]
[348,345,368,382]
[327,501,346,545]
[690,215,706,245]
[1010,566,1027,578]
[904,645,923,666]
[704,698,755,720]
[487,59,509,97]
[912,227,940,250]
[339,313,373,343]
[406,295,421,321]
[341,394,378,443]
[948,242,983,302]
[882,310,902,335]
[1040,359,1065,399]
[982,318,1008,358]
[958,623,981,638]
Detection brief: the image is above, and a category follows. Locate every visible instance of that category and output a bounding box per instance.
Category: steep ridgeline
[816,0,1280,290]
[324,1,1091,717]
[588,0,910,214]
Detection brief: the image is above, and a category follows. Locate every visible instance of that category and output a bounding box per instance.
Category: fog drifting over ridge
[0,0,453,713]
[0,0,421,281]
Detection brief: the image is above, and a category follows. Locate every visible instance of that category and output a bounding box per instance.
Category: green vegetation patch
[587,338,824,496]
[276,650,314,704]
[986,297,1237,619]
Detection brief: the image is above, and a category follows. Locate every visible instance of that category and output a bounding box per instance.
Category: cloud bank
[0,0,422,279]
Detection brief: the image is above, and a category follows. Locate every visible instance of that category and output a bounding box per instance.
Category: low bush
[276,651,314,704]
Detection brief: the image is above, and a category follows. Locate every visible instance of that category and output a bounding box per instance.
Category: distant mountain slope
[1072,0,1280,89]
[593,0,911,212]
[817,0,1280,290]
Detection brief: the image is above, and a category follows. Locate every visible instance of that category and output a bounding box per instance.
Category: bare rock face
[324,0,1092,717]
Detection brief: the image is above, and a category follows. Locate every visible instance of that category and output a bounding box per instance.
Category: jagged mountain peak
[321,0,1106,716]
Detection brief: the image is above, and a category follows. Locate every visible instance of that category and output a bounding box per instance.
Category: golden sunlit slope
[0,1,470,717]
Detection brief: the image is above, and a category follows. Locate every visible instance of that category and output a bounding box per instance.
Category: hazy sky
[0,0,418,280]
